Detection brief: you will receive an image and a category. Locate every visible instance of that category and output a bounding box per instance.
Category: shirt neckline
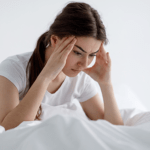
[46,75,68,96]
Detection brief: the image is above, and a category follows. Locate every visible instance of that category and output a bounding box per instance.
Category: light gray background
[0,0,150,110]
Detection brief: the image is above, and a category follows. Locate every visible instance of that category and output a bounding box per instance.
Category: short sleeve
[78,74,98,102]
[0,59,25,93]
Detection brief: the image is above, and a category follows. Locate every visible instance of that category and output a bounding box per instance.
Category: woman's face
[62,36,102,77]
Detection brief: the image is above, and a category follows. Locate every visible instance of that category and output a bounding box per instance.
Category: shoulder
[0,51,33,70]
[4,51,32,64]
[0,51,33,85]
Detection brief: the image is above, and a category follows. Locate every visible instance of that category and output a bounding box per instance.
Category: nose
[78,57,89,69]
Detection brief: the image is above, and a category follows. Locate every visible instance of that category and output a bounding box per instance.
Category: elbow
[0,121,19,131]
[0,122,9,131]
[103,116,124,125]
[117,121,124,126]
[111,120,124,126]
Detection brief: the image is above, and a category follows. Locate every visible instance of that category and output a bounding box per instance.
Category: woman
[0,2,123,131]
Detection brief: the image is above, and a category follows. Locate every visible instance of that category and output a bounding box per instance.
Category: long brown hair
[24,2,109,121]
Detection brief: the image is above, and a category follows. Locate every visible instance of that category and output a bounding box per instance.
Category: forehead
[74,36,102,53]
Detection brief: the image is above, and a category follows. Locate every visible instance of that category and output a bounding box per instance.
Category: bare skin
[44,35,101,94]
[0,35,123,131]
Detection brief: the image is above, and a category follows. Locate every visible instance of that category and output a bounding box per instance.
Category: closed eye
[73,51,96,57]
[74,51,82,56]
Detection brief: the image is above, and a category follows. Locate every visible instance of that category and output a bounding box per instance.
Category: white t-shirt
[0,51,98,106]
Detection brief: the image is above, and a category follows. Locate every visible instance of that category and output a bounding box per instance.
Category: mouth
[71,69,81,72]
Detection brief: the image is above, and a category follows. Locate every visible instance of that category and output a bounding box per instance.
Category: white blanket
[0,100,150,150]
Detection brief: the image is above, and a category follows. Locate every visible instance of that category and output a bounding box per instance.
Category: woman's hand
[40,36,77,81]
[83,42,112,85]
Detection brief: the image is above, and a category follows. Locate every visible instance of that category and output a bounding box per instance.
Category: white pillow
[94,82,148,111]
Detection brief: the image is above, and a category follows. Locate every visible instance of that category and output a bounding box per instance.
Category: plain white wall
[0,0,150,110]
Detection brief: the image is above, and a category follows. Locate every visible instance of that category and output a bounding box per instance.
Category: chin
[63,69,80,77]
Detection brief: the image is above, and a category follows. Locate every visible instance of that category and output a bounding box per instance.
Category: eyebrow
[75,45,99,54]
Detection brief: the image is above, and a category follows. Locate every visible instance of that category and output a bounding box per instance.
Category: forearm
[99,82,123,125]
[1,75,51,131]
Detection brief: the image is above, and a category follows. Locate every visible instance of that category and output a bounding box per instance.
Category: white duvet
[0,99,150,150]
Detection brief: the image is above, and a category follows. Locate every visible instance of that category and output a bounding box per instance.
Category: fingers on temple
[61,38,77,57]
[55,36,68,51]
[56,36,75,53]
[100,43,107,61]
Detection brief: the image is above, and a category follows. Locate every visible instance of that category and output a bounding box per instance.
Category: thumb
[107,52,111,66]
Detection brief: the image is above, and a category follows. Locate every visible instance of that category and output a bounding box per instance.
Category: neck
[52,72,66,83]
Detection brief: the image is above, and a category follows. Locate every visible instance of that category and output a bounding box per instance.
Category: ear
[50,35,60,48]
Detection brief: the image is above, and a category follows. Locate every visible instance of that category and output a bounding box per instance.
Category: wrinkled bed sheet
[0,100,150,150]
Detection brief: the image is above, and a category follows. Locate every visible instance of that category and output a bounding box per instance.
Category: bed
[0,84,150,150]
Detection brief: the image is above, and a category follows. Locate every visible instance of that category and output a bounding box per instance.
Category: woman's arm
[99,82,123,125]
[83,42,123,125]
[1,36,77,131]
[1,76,51,131]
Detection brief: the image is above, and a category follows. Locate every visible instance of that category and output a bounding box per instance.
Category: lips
[72,69,81,72]
[73,69,78,71]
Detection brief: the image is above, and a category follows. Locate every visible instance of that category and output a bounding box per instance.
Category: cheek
[90,57,94,63]
[88,57,94,65]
